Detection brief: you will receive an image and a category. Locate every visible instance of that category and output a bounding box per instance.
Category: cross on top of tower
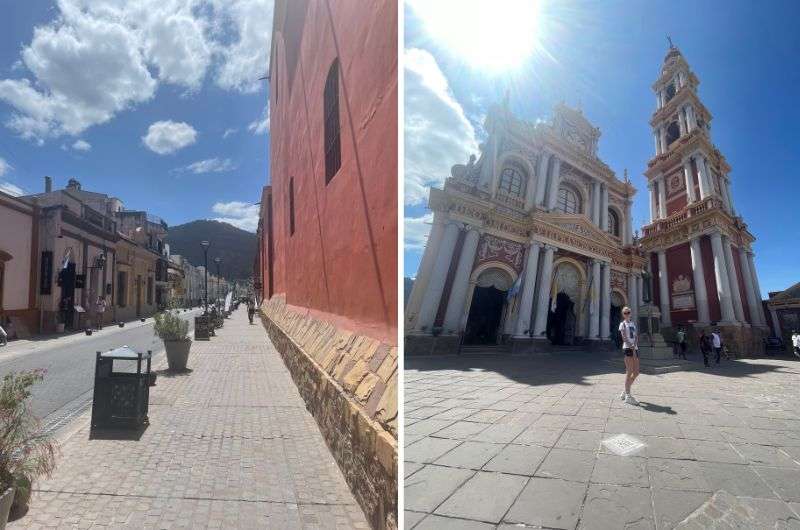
[667,35,674,49]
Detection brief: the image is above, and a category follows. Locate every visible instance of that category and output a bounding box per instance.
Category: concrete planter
[164,339,191,372]
[0,487,15,530]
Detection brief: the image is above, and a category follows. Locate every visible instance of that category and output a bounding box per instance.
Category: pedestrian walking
[699,330,711,367]
[792,331,800,359]
[712,329,723,364]
[247,299,255,324]
[618,306,640,405]
[676,327,687,359]
[95,296,107,330]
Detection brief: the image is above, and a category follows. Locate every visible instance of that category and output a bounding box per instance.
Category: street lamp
[214,257,222,308]
[201,241,210,314]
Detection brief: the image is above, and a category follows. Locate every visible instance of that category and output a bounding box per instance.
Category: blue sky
[0,0,273,232]
[404,0,800,297]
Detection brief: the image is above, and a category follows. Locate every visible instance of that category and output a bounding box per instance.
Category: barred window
[557,186,580,214]
[498,163,525,198]
[324,59,341,183]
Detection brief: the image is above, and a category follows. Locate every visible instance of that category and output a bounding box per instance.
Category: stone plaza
[404,352,800,529]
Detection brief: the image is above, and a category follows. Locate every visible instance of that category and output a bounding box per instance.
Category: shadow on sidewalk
[89,424,148,441]
[154,368,193,378]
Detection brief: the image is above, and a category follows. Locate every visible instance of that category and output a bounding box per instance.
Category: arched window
[556,185,580,214]
[665,83,676,102]
[324,59,341,184]
[497,162,526,198]
[607,208,620,237]
[666,121,680,145]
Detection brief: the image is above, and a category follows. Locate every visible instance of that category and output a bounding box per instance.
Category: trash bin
[91,346,152,429]
[194,315,211,340]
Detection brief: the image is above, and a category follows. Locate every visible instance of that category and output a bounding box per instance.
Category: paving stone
[404,511,426,529]
[677,424,727,442]
[591,453,649,487]
[698,462,776,498]
[643,420,684,437]
[406,418,456,437]
[405,462,424,478]
[414,514,496,529]
[467,410,509,423]
[404,465,474,513]
[470,422,528,444]
[435,441,505,469]
[514,425,564,447]
[405,437,462,464]
[505,477,586,529]
[674,490,800,529]
[579,484,654,530]
[556,429,602,451]
[643,436,696,460]
[435,471,527,524]
[535,448,595,482]
[647,458,711,492]
[651,489,710,530]
[733,443,800,467]
[433,421,490,440]
[752,466,800,502]
[482,444,549,476]
[687,439,746,464]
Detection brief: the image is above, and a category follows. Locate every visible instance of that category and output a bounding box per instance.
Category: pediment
[539,213,620,249]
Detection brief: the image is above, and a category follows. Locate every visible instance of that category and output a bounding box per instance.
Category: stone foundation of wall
[259,296,397,530]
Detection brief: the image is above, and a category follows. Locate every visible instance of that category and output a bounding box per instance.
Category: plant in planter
[0,370,58,527]
[154,308,191,372]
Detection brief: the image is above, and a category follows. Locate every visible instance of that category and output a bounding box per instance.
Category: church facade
[406,44,767,356]
[638,45,768,353]
[406,102,646,355]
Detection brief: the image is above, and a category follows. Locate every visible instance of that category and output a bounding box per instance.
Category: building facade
[638,45,768,353]
[0,190,38,336]
[764,283,800,351]
[406,102,645,355]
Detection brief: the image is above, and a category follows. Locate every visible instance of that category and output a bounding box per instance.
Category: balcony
[641,196,721,238]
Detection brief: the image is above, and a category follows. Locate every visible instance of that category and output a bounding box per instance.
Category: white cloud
[0,0,274,142]
[404,48,479,205]
[0,157,11,177]
[142,120,197,154]
[212,0,274,93]
[72,139,91,151]
[404,213,434,252]
[0,182,24,197]
[222,128,237,139]
[211,200,259,232]
[182,157,236,174]
[248,106,270,135]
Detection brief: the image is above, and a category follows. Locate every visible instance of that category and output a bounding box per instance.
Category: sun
[410,0,543,73]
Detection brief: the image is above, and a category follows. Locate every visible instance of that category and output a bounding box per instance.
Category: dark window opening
[665,83,676,102]
[557,186,580,214]
[666,121,680,146]
[117,271,127,307]
[324,59,341,183]
[498,163,526,198]
[289,177,295,236]
[147,276,153,305]
[40,251,53,295]
[608,209,620,237]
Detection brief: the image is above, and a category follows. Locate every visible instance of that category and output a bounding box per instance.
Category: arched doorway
[547,261,582,345]
[610,291,625,347]
[464,268,513,345]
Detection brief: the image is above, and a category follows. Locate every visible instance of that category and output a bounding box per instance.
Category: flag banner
[61,248,71,269]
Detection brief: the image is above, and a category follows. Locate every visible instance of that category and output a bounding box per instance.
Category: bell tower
[639,42,768,354]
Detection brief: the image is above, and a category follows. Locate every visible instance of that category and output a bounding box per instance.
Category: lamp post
[214,257,222,309]
[201,241,210,314]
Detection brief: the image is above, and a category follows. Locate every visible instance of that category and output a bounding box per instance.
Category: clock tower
[638,43,768,354]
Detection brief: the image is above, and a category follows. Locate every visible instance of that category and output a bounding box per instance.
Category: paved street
[0,309,203,434]
[10,308,368,529]
[404,352,800,529]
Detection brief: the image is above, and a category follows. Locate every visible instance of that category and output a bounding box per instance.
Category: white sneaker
[619,391,627,401]
[624,394,639,406]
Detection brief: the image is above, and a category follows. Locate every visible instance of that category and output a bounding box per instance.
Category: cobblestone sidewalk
[12,309,369,529]
[404,352,800,529]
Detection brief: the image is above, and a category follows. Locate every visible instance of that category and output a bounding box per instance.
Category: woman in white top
[618,306,640,405]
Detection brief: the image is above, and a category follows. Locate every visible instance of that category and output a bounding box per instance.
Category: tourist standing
[792,331,800,359]
[95,296,107,330]
[676,327,687,359]
[618,306,640,405]
[699,330,711,367]
[712,329,723,364]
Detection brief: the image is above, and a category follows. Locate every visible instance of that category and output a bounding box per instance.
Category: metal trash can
[91,346,152,429]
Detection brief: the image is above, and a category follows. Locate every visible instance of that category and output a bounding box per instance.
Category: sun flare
[409,0,542,72]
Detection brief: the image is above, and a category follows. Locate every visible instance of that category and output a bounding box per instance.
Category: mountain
[166,220,257,281]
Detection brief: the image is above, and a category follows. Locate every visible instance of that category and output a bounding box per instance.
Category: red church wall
[666,194,687,216]
[700,236,721,322]
[665,242,698,323]
[263,0,397,344]
[732,245,752,323]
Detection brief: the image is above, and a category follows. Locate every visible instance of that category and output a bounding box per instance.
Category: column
[513,242,542,337]
[722,236,745,324]
[724,179,735,215]
[414,222,461,332]
[710,231,736,324]
[531,245,556,337]
[649,182,657,222]
[405,218,445,329]
[703,157,716,197]
[627,273,639,322]
[683,158,696,202]
[696,154,711,199]
[654,130,661,156]
[589,259,601,339]
[600,261,611,339]
[534,151,550,206]
[746,252,767,325]
[768,306,780,337]
[656,93,662,110]
[657,176,667,218]
[657,250,671,326]
[545,157,562,210]
[624,201,633,245]
[678,108,687,136]
[591,181,601,225]
[637,274,644,307]
[686,105,697,131]
[659,127,668,154]
[689,237,710,325]
[442,228,481,332]
[600,184,609,230]
[738,247,761,326]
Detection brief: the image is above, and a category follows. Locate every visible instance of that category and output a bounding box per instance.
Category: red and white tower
[639,43,768,353]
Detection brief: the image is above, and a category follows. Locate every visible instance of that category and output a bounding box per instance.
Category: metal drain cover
[602,433,646,456]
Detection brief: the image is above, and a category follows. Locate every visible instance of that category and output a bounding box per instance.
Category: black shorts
[623,348,638,357]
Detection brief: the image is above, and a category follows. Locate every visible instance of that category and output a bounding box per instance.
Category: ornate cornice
[650,88,711,127]
[645,129,730,180]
